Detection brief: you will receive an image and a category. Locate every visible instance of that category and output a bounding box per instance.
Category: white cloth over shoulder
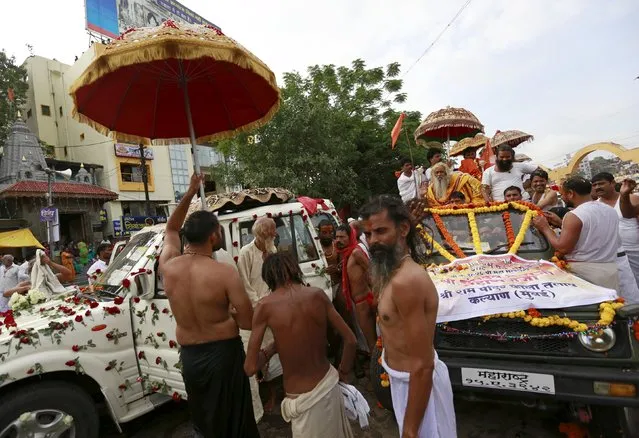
[382,350,457,438]
[339,382,370,429]
[281,366,354,438]
[31,250,73,298]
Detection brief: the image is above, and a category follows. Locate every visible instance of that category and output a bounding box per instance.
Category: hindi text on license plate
[461,367,555,394]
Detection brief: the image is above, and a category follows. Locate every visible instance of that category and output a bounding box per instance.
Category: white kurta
[382,350,457,438]
[237,241,283,381]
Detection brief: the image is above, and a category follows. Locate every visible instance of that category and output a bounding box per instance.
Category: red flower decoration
[65,360,76,367]
[121,278,131,289]
[72,345,80,352]
[105,306,121,315]
[232,241,239,247]
[169,340,177,348]
[266,212,272,218]
[106,333,113,339]
[113,296,124,305]
[89,301,99,309]
[156,332,164,337]
[85,310,91,317]
[233,256,239,262]
[172,392,182,401]
[155,356,163,365]
[138,351,146,360]
[95,269,102,274]
[162,308,169,314]
[75,315,83,323]
[252,214,258,219]
[133,297,141,303]
[118,384,127,390]
[26,368,34,375]
[20,337,29,344]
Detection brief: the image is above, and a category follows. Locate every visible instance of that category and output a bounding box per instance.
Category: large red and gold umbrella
[414,106,484,145]
[70,20,280,208]
[491,130,534,149]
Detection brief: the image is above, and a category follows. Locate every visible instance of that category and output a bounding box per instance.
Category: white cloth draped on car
[31,249,71,298]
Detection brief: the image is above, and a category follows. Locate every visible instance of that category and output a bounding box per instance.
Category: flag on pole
[480,136,496,170]
[391,112,406,149]
[7,88,14,102]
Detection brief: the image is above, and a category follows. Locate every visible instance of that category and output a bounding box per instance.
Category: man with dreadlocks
[361,195,456,438]
[244,252,356,438]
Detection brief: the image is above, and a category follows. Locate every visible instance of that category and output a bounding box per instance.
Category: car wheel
[0,381,99,438]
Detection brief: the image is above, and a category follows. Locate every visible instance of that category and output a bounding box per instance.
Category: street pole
[46,170,55,256]
[139,144,151,216]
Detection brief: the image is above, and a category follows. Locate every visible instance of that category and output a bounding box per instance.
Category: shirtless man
[361,195,456,438]
[244,252,356,438]
[335,224,376,354]
[159,173,258,438]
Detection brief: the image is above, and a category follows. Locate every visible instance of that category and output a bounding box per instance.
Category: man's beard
[433,175,450,199]
[261,237,277,254]
[496,160,513,171]
[320,237,333,247]
[369,242,405,297]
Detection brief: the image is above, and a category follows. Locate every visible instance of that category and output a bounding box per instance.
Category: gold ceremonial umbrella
[449,133,488,157]
[414,106,484,153]
[491,130,534,149]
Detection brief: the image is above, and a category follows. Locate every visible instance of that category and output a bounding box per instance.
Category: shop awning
[0,228,44,249]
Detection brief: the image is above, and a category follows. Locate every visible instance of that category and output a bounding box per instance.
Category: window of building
[169,145,190,199]
[41,105,51,116]
[119,163,149,183]
[27,109,32,119]
[59,106,63,116]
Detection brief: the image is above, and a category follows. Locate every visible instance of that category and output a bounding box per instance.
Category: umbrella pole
[403,128,419,200]
[179,63,207,210]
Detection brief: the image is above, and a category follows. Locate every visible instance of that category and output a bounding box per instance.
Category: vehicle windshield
[99,230,159,287]
[423,209,548,256]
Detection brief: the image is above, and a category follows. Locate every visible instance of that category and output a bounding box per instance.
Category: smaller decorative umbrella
[449,133,488,157]
[491,130,534,149]
[514,153,532,162]
[414,106,484,145]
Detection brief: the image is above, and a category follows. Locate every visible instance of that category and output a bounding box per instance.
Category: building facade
[21,50,234,237]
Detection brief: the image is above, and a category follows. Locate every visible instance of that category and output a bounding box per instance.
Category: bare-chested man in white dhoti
[361,195,457,438]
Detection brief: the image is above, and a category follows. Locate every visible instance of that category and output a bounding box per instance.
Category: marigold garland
[481,299,625,333]
[508,210,536,254]
[550,251,569,270]
[467,212,483,255]
[376,336,390,387]
[432,213,466,259]
[502,211,515,248]
[418,224,456,262]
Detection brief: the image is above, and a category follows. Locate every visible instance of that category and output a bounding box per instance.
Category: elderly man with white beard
[238,216,283,412]
[425,162,484,207]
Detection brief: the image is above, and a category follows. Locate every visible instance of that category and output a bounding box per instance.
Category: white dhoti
[382,350,457,438]
[569,261,619,292]
[280,366,354,438]
[616,255,639,304]
[239,329,264,423]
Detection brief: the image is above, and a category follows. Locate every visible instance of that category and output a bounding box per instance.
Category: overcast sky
[2,0,638,166]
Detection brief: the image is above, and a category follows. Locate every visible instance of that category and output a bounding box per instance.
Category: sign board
[432,254,618,323]
[113,219,122,237]
[122,215,167,235]
[85,0,220,39]
[114,143,154,160]
[40,207,58,223]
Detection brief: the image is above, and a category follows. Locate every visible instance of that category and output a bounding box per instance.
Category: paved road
[101,376,566,438]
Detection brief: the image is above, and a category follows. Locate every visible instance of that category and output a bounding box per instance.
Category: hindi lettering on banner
[432,254,618,323]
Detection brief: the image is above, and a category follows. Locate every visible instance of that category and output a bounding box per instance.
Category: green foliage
[0,50,28,145]
[214,59,432,209]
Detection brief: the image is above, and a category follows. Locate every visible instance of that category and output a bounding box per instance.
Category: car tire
[0,381,100,438]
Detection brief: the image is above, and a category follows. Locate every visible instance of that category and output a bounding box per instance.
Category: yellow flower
[508,210,536,254]
[468,212,483,255]
[381,380,390,388]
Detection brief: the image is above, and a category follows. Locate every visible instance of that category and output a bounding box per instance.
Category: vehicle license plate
[461,367,555,394]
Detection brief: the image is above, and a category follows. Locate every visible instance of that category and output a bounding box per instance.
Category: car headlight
[578,327,616,352]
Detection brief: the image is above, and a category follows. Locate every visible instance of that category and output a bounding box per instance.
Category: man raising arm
[159,173,258,438]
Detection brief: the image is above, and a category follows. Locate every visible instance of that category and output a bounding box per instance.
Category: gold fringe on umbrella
[69,22,281,145]
[414,106,484,141]
[491,130,534,149]
[186,187,294,216]
[450,133,488,157]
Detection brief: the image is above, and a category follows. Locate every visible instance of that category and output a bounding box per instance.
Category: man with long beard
[425,162,483,207]
[481,144,539,202]
[238,216,283,412]
[360,195,456,438]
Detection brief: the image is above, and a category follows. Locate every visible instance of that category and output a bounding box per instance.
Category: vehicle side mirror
[617,305,639,318]
[136,270,155,301]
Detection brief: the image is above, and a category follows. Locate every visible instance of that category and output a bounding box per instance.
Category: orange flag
[480,137,495,170]
[7,88,14,102]
[391,112,406,149]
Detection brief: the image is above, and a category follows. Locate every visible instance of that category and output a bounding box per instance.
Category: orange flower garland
[551,251,569,270]
[432,213,466,259]
[376,336,390,387]
[502,211,515,248]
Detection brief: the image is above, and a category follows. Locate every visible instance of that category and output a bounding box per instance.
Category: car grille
[436,319,630,358]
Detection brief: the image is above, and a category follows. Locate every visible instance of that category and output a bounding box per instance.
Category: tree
[0,50,28,145]
[214,59,429,209]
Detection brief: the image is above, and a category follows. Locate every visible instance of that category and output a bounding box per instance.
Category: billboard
[85,0,220,39]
